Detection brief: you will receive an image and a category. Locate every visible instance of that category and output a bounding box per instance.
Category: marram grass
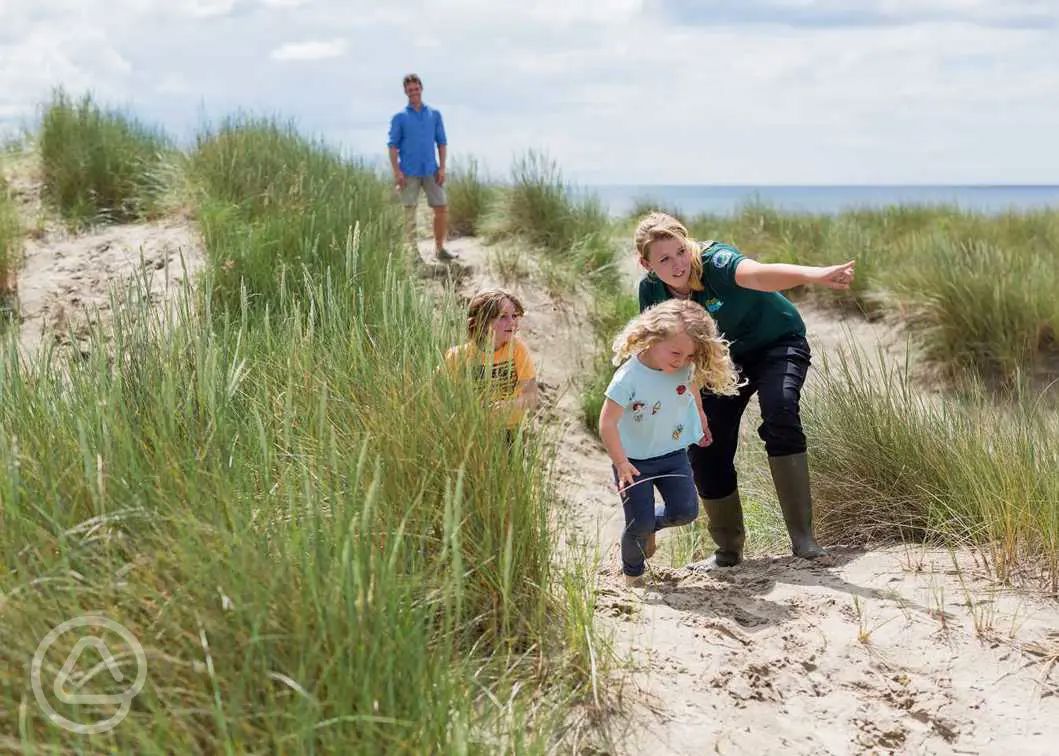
[0,121,604,752]
[806,348,1059,589]
[681,201,1059,383]
[0,173,19,311]
[446,156,497,237]
[484,150,617,292]
[39,90,171,225]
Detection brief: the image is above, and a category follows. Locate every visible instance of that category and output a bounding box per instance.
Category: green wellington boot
[701,491,746,568]
[768,452,828,559]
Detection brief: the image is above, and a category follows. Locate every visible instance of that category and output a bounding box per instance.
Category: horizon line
[581,182,1059,188]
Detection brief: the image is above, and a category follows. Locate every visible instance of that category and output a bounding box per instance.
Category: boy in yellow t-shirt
[445,289,539,431]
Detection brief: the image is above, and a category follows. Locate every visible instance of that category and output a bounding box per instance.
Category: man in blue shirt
[388,73,456,263]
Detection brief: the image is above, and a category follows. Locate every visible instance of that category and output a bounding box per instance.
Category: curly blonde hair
[612,300,741,395]
[466,289,525,345]
[633,211,706,293]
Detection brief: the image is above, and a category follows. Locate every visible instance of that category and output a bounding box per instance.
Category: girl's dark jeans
[614,448,699,577]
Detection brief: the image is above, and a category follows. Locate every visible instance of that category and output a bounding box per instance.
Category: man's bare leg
[433,206,457,261]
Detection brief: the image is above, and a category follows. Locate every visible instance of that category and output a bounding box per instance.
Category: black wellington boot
[700,490,746,568]
[768,452,828,559]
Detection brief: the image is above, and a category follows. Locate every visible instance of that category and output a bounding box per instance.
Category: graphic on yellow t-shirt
[444,337,536,427]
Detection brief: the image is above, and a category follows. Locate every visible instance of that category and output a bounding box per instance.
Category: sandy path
[1,154,204,360]
[433,236,1059,755]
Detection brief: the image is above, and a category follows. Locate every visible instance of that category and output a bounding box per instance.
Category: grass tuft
[446,157,496,237]
[0,173,19,311]
[39,90,171,225]
[806,348,1059,588]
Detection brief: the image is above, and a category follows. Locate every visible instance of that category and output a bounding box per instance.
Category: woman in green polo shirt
[634,212,855,567]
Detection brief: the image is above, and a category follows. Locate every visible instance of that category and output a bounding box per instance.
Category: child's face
[490,298,520,348]
[644,330,695,373]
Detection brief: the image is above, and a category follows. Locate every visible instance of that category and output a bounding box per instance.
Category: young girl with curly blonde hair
[599,299,740,586]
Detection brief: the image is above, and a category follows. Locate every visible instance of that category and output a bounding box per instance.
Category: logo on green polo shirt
[704,297,723,313]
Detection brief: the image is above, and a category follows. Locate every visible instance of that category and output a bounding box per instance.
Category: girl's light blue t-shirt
[604,357,703,461]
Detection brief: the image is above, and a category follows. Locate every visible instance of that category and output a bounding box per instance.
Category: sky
[1,0,1058,185]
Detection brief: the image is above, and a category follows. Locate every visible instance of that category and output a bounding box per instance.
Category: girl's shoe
[624,573,646,588]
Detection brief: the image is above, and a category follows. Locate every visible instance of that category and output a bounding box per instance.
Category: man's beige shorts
[399,175,447,207]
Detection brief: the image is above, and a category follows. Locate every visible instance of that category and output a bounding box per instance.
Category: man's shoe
[435,247,459,262]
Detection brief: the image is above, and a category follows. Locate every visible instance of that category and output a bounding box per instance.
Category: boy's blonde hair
[466,289,525,344]
[612,300,741,395]
[634,211,706,293]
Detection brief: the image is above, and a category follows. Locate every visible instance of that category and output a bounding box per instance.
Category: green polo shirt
[637,242,805,360]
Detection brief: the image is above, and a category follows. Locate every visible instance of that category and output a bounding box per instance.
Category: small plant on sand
[852,597,872,644]
[488,241,530,284]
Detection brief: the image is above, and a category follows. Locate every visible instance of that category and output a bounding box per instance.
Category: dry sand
[435,236,1059,755]
[1,154,204,360]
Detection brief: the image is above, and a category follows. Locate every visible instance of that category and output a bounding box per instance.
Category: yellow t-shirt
[445,337,537,427]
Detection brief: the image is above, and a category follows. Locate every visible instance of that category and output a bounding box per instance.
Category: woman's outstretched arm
[734,259,855,292]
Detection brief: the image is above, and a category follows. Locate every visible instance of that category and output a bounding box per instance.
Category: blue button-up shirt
[387,104,447,177]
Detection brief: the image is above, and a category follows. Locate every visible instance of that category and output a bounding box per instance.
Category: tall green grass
[666,201,1059,383]
[191,118,401,316]
[1,121,602,751]
[446,157,496,237]
[0,173,19,305]
[39,91,171,225]
[580,292,638,432]
[485,151,615,289]
[806,349,1059,590]
[886,234,1059,381]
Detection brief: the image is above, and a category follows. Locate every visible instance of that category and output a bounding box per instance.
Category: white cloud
[0,17,133,133]
[156,73,191,95]
[177,0,238,18]
[656,0,1058,29]
[270,38,347,61]
[1,1,1058,183]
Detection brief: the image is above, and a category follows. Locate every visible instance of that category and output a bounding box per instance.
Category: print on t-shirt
[444,337,537,429]
[473,359,518,401]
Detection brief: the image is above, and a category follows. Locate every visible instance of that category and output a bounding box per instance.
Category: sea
[585,185,1059,218]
